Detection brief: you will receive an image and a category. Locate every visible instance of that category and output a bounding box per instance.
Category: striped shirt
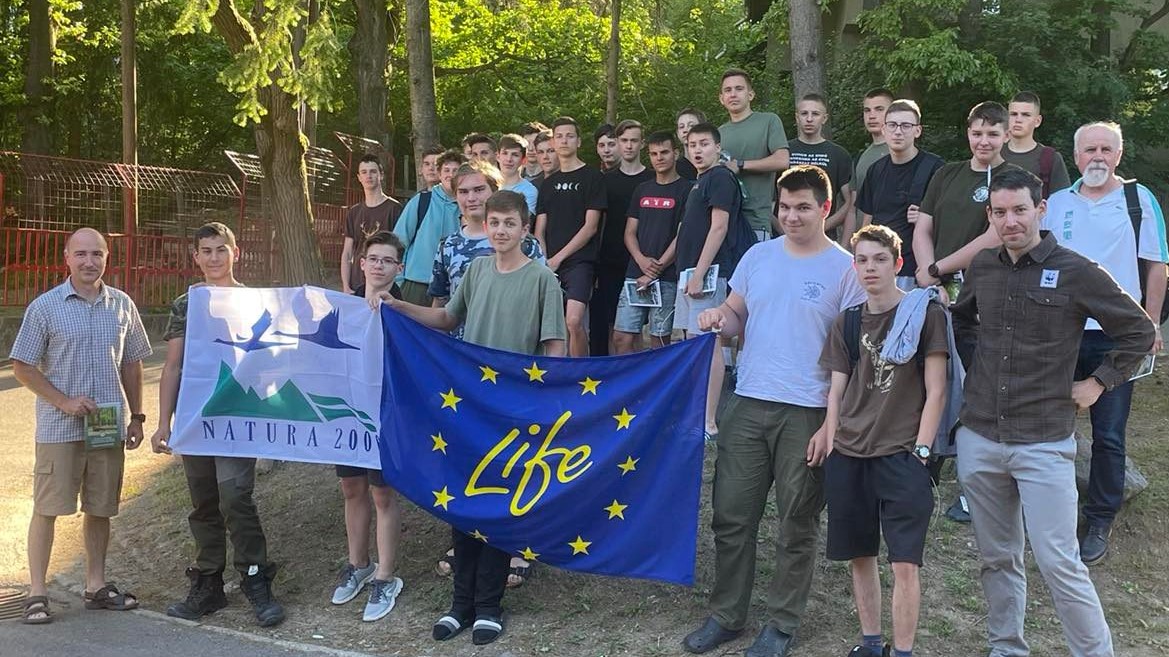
[9,280,152,443]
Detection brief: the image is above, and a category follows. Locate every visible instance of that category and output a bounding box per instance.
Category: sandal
[434,547,454,577]
[22,596,52,624]
[84,583,139,611]
[432,613,470,641]
[506,558,530,589]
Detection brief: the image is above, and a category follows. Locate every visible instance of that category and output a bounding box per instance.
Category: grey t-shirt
[1000,143,1071,197]
[719,111,788,233]
[445,257,567,355]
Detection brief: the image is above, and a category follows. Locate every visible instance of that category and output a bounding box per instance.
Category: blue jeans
[1074,330,1135,527]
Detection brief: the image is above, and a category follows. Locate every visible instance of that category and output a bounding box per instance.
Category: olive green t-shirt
[1000,143,1071,197]
[920,161,1022,261]
[445,257,567,355]
[719,111,788,233]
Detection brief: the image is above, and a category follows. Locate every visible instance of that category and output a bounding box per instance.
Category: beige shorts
[33,441,125,517]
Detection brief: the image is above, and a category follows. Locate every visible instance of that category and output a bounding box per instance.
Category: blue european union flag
[378,307,714,586]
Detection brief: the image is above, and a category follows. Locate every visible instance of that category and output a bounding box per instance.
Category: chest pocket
[1024,290,1071,341]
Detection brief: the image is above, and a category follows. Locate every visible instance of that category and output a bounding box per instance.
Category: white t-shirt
[504,178,540,215]
[1043,180,1168,330]
[729,237,866,407]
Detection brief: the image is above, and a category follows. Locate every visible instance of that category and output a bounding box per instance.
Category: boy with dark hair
[519,121,547,180]
[462,133,497,165]
[151,222,284,627]
[531,130,558,188]
[675,108,706,180]
[331,230,406,621]
[854,88,894,196]
[394,149,464,306]
[594,123,618,171]
[613,130,688,354]
[535,116,608,357]
[718,68,790,239]
[821,224,948,657]
[419,145,446,191]
[342,154,402,294]
[1002,91,1071,198]
[789,93,854,234]
[497,133,539,214]
[380,189,567,646]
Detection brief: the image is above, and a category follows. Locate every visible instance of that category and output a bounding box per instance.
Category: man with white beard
[1043,121,1168,565]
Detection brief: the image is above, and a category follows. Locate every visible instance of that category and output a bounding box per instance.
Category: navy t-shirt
[537,165,608,264]
[675,166,742,276]
[856,151,944,276]
[625,177,691,282]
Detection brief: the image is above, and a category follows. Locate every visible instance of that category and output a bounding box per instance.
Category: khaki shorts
[34,441,125,517]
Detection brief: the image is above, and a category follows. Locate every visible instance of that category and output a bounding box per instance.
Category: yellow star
[568,535,592,555]
[617,456,639,475]
[432,486,455,510]
[523,362,547,382]
[604,499,628,520]
[579,377,601,395]
[439,388,462,412]
[470,529,488,542]
[613,407,636,430]
[479,366,498,383]
[519,546,540,561]
[431,432,448,454]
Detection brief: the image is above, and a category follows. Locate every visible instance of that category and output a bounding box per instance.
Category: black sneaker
[1080,524,1112,565]
[846,645,890,657]
[166,567,227,620]
[683,617,742,654]
[945,495,971,523]
[240,565,286,627]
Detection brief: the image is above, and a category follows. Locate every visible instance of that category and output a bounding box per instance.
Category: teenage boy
[684,166,866,657]
[676,122,745,440]
[613,131,689,354]
[462,133,497,165]
[717,68,790,240]
[821,224,948,657]
[853,99,945,289]
[849,88,893,243]
[519,121,547,180]
[395,150,464,306]
[789,93,854,234]
[531,130,559,189]
[535,116,608,357]
[675,107,706,180]
[380,190,567,646]
[594,123,619,171]
[497,133,539,214]
[150,222,284,627]
[419,146,444,191]
[342,154,402,294]
[594,119,654,356]
[953,168,1152,657]
[1002,91,1071,198]
[329,231,407,621]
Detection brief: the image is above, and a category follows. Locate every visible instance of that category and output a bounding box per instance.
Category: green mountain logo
[201,362,376,431]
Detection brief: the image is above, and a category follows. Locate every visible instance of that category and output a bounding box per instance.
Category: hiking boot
[1080,524,1112,565]
[331,561,376,605]
[240,565,285,627]
[945,494,971,523]
[166,567,227,620]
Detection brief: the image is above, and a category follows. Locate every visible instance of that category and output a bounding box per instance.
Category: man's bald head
[64,227,109,287]
[65,227,108,254]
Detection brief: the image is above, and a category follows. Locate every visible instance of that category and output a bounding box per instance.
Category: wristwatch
[927,262,941,279]
[736,158,745,171]
[912,444,931,460]
[130,413,147,423]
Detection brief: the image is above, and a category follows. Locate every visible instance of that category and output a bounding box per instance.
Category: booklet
[1129,354,1156,381]
[85,403,123,450]
[678,264,719,295]
[625,279,662,307]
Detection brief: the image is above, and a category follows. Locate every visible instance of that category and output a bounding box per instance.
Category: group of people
[10,65,1166,657]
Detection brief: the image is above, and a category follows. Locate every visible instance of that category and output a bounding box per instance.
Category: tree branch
[211,0,259,55]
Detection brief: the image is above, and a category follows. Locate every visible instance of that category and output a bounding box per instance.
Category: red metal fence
[0,133,394,308]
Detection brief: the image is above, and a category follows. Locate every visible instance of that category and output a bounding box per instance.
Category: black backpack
[1123,181,1169,324]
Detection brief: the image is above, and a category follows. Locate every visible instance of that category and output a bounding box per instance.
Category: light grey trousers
[956,426,1114,657]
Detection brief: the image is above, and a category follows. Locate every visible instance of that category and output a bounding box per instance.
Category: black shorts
[824,450,934,565]
[335,464,388,488]
[557,260,595,304]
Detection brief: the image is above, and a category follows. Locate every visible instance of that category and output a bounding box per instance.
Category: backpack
[1038,146,1056,199]
[906,151,943,206]
[843,298,966,457]
[720,168,759,273]
[1122,181,1169,324]
[413,190,433,235]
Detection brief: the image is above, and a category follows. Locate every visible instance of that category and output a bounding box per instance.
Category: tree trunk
[605,0,620,124]
[788,0,825,102]
[21,0,54,154]
[349,0,391,147]
[405,0,439,189]
[121,0,138,297]
[1091,0,1112,57]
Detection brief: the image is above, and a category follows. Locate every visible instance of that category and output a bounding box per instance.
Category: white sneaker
[331,562,376,605]
[362,576,403,622]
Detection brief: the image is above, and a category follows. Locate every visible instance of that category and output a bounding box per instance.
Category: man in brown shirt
[951,168,1153,657]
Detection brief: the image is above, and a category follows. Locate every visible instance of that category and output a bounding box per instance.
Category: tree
[788,0,825,101]
[405,0,438,186]
[605,0,621,123]
[348,0,392,147]
[21,0,53,154]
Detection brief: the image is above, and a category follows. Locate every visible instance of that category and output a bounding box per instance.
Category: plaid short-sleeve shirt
[9,280,153,443]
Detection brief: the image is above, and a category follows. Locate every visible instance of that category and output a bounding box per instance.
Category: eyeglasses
[363,256,400,267]
[884,121,919,133]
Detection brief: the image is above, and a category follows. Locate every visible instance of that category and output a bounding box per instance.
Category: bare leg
[566,300,589,357]
[612,331,639,355]
[340,477,372,567]
[28,514,56,598]
[891,561,921,652]
[851,556,882,637]
[82,514,111,593]
[370,486,401,580]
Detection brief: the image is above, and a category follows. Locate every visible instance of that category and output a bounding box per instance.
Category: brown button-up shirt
[953,232,1154,443]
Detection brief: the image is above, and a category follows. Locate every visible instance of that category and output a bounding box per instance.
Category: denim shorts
[614,279,678,337]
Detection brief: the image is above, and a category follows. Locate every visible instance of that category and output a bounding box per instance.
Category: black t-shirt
[675,166,741,276]
[352,282,403,300]
[677,156,698,181]
[599,167,654,266]
[625,177,691,282]
[536,165,608,264]
[856,151,945,276]
[788,139,853,209]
